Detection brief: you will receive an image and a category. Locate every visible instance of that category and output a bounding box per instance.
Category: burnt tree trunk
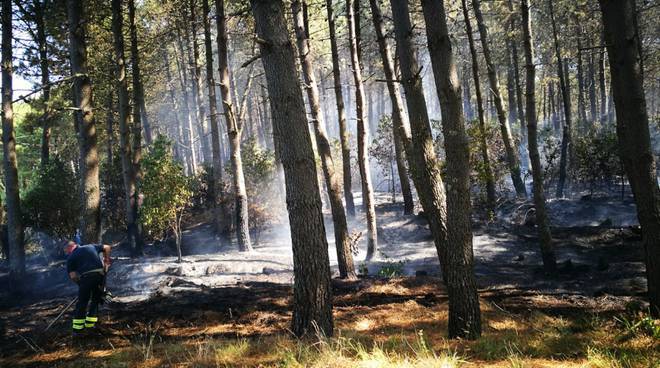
[521,0,557,272]
[368,0,414,215]
[292,0,355,278]
[472,0,527,198]
[347,0,378,260]
[2,0,24,281]
[251,0,333,336]
[67,0,101,244]
[422,0,482,339]
[461,0,496,208]
[600,0,660,317]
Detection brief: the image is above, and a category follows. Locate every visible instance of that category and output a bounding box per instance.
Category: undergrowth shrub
[22,157,79,238]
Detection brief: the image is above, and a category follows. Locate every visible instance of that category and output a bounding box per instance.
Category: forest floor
[0,191,658,367]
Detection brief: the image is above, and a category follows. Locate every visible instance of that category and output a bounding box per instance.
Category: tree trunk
[201,0,229,240]
[2,0,25,281]
[390,0,450,288]
[127,0,152,146]
[325,0,356,217]
[472,0,527,198]
[462,65,475,122]
[251,0,333,337]
[33,0,52,166]
[347,0,378,260]
[67,0,101,244]
[549,0,572,198]
[368,0,414,215]
[173,32,198,174]
[598,29,607,124]
[422,0,482,340]
[549,82,559,134]
[112,0,141,256]
[521,0,557,272]
[127,0,145,254]
[186,0,210,163]
[216,0,252,250]
[163,48,187,171]
[461,0,496,208]
[600,0,660,317]
[509,0,527,162]
[292,0,355,279]
[588,51,598,124]
[576,34,588,128]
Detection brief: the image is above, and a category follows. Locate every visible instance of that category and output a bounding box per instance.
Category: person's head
[63,240,77,256]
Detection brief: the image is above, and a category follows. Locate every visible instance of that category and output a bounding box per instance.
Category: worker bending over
[63,241,111,334]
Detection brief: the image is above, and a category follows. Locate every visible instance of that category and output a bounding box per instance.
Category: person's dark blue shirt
[67,244,104,274]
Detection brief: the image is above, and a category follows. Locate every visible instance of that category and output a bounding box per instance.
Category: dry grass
[2,278,658,367]
[5,299,657,367]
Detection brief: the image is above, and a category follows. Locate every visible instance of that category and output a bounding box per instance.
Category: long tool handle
[45,297,78,331]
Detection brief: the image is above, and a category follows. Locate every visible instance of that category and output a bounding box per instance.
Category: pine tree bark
[292,0,355,278]
[521,0,557,272]
[549,0,572,198]
[368,0,414,215]
[251,0,333,336]
[67,0,101,244]
[461,0,496,208]
[127,0,152,146]
[347,0,378,260]
[472,0,527,198]
[600,0,660,317]
[127,0,145,254]
[421,0,482,340]
[111,0,141,255]
[32,0,52,166]
[390,0,451,288]
[2,0,25,281]
[325,0,356,217]
[215,0,252,250]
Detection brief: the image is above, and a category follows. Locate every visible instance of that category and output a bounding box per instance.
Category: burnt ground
[0,191,654,366]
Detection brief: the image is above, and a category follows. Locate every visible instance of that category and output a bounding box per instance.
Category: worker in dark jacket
[64,241,111,333]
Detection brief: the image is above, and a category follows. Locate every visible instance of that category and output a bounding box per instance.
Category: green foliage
[614,313,660,341]
[539,126,562,187]
[139,136,192,239]
[573,128,623,192]
[21,157,79,238]
[369,115,397,191]
[241,137,276,190]
[377,261,405,278]
[101,152,127,230]
[240,137,281,239]
[466,120,508,196]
